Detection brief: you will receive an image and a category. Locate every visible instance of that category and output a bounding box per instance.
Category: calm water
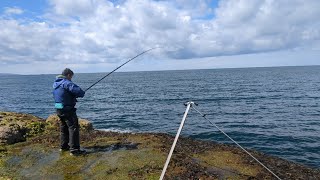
[0,66,319,168]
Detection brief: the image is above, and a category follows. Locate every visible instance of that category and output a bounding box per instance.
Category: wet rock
[0,112,44,127]
[0,124,26,144]
[79,118,94,131]
[46,114,94,131]
[0,112,45,144]
[45,115,60,128]
[1,112,320,179]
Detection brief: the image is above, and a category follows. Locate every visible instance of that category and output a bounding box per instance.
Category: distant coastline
[1,64,320,76]
[73,64,320,75]
[0,73,18,76]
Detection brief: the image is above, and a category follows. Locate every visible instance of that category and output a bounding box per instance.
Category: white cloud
[3,7,24,15]
[2,49,318,74]
[179,0,320,58]
[170,0,213,18]
[48,0,100,16]
[0,0,320,74]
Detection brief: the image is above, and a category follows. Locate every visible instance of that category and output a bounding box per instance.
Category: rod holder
[160,101,194,180]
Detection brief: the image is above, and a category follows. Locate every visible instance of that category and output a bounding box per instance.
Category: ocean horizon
[1,65,319,168]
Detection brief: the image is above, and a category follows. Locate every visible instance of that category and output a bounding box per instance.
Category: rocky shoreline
[0,111,319,179]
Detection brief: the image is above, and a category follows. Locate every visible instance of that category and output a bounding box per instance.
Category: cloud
[3,7,24,15]
[48,0,99,16]
[177,0,320,58]
[0,0,320,71]
[168,0,214,18]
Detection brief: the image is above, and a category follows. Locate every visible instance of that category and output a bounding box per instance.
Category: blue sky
[0,0,47,19]
[0,0,47,12]
[0,0,319,74]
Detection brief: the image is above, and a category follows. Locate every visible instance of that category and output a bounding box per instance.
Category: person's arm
[66,82,85,98]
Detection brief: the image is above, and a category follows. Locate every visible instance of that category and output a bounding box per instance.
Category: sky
[0,0,319,74]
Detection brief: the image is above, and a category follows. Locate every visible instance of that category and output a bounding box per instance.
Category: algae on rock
[0,112,319,179]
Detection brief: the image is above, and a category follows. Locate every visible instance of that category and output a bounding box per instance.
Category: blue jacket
[53,75,85,108]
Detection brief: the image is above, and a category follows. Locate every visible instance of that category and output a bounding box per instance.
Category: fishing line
[84,47,159,92]
[191,105,282,180]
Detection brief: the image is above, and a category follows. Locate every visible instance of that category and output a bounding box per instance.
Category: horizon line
[1,64,320,76]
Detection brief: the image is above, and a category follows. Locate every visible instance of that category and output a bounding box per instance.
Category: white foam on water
[97,128,133,133]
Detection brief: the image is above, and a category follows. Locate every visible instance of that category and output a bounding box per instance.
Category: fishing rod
[160,102,282,180]
[84,47,159,92]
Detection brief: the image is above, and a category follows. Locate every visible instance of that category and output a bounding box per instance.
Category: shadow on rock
[85,142,140,154]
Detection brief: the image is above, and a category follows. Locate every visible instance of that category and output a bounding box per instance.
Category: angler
[53,68,87,156]
[52,48,158,156]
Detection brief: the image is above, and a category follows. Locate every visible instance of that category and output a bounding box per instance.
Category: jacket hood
[53,75,66,89]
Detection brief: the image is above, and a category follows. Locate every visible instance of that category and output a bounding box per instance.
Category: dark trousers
[56,108,80,150]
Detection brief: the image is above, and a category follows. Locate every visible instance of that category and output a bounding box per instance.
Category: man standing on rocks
[53,68,86,156]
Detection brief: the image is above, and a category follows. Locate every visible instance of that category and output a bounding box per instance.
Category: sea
[0,66,319,168]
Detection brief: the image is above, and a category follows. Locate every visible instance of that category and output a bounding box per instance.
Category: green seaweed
[25,121,46,137]
[0,112,319,179]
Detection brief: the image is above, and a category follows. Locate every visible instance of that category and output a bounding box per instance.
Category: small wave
[97,128,133,133]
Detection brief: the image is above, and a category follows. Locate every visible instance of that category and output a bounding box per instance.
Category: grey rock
[0,124,26,144]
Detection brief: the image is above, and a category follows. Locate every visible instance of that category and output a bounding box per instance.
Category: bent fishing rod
[84,47,159,92]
